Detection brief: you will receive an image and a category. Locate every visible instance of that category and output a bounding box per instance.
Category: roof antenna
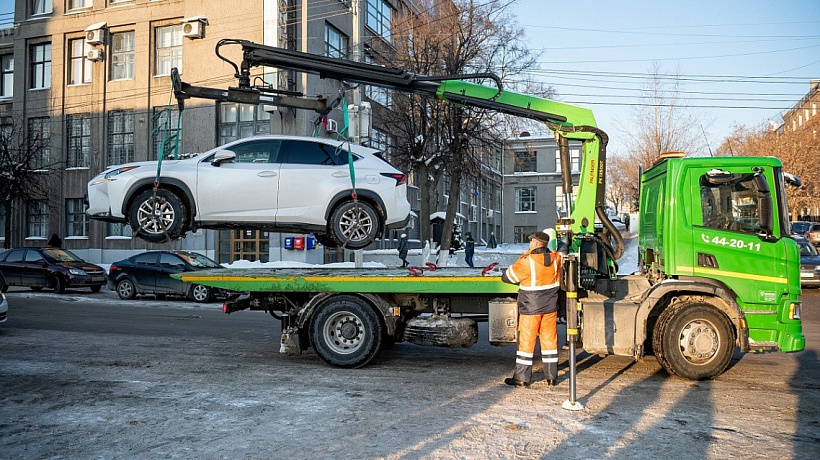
[700,124,713,157]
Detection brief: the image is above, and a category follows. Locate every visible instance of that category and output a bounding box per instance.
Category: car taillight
[380,173,406,186]
[109,265,118,272]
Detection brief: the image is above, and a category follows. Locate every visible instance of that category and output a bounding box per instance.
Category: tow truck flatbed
[175,267,519,294]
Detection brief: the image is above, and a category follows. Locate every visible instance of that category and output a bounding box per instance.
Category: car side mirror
[211,150,236,166]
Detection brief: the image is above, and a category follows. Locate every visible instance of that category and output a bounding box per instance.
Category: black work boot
[504,377,530,388]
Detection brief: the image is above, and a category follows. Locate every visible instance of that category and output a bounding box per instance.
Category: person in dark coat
[487,232,497,249]
[464,232,475,267]
[47,233,62,248]
[398,233,409,267]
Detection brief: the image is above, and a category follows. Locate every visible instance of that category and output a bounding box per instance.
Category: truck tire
[129,189,188,243]
[653,300,735,380]
[310,295,383,368]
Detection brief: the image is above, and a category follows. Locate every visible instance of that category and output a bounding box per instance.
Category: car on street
[790,221,813,237]
[795,236,820,288]
[803,222,820,247]
[87,135,411,250]
[0,292,7,323]
[107,250,231,302]
[0,247,107,294]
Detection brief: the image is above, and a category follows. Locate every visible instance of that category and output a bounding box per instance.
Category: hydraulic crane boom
[171,38,624,276]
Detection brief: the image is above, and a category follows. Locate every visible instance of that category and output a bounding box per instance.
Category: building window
[67,114,91,168]
[325,23,348,59]
[152,106,180,160]
[555,184,578,214]
[514,150,536,173]
[555,147,580,172]
[30,0,52,15]
[66,198,87,237]
[155,25,182,76]
[68,0,91,10]
[217,103,271,144]
[108,110,134,166]
[30,43,51,89]
[107,222,133,237]
[1,54,13,98]
[370,128,390,153]
[515,187,536,212]
[27,199,49,237]
[812,102,817,117]
[366,0,392,42]
[514,226,537,244]
[28,117,51,170]
[68,38,92,85]
[111,31,135,80]
[218,229,270,264]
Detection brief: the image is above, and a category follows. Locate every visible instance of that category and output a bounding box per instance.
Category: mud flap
[280,326,302,356]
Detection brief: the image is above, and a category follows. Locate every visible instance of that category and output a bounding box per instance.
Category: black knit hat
[529,231,550,244]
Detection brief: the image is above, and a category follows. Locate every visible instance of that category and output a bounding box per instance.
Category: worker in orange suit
[501,229,562,387]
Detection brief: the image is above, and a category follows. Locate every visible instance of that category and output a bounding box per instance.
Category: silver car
[0,292,7,323]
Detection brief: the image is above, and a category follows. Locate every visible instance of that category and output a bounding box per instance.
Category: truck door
[689,167,786,304]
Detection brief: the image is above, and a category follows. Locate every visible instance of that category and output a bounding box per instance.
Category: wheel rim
[677,318,720,364]
[136,195,175,235]
[192,285,209,301]
[322,311,366,355]
[118,281,133,298]
[338,206,373,243]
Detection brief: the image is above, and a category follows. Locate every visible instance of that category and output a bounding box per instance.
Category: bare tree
[0,123,58,248]
[374,0,548,260]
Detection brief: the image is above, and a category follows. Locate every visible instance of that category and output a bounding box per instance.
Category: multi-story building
[502,132,581,243]
[0,0,504,262]
[781,79,820,135]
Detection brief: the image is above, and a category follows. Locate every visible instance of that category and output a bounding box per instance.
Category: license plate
[800,273,813,278]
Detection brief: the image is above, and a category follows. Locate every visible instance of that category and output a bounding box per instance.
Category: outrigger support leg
[562,255,584,411]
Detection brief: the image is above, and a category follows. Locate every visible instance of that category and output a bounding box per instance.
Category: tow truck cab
[638,155,804,354]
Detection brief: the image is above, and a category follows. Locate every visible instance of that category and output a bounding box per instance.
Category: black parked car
[108,251,228,302]
[795,236,820,288]
[0,247,107,293]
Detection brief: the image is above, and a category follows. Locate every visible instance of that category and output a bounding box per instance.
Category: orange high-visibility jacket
[502,247,562,314]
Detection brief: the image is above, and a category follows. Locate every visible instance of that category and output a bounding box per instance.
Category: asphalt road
[0,287,818,459]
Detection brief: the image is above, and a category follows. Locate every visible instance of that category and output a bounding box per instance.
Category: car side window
[160,253,185,267]
[229,140,282,164]
[24,250,44,263]
[133,253,158,266]
[280,140,352,166]
[5,249,25,263]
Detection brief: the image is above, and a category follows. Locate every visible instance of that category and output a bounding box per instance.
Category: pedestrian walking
[397,233,409,267]
[487,232,497,249]
[464,232,475,267]
[501,229,562,387]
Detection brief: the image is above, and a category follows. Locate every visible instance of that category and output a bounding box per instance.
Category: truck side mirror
[754,172,774,236]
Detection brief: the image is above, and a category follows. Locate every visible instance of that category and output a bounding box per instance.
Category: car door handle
[332,171,349,178]
[257,171,278,177]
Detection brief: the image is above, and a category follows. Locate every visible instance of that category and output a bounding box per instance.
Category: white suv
[87,135,411,249]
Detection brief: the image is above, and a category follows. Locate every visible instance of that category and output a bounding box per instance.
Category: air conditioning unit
[181,16,208,39]
[487,209,494,218]
[86,49,104,62]
[85,28,105,45]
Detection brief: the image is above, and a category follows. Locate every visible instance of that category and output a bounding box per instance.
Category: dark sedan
[0,247,107,293]
[108,251,229,302]
[795,236,820,288]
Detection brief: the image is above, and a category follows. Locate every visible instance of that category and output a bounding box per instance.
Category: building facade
[2,0,462,264]
[502,132,581,243]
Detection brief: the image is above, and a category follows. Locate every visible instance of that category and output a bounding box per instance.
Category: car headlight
[69,268,87,276]
[91,166,140,185]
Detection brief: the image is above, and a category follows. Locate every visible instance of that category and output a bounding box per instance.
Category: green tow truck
[171,39,803,381]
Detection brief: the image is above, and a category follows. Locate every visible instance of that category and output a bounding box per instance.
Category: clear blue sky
[0,0,817,155]
[513,0,820,155]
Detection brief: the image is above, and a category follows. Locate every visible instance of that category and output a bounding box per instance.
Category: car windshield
[177,252,220,268]
[798,240,818,257]
[42,248,84,262]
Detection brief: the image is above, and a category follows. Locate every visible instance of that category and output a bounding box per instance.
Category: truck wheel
[116,278,137,300]
[653,300,735,380]
[328,201,380,250]
[129,189,188,243]
[310,295,383,368]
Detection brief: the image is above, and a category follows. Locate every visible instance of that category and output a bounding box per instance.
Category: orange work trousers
[514,311,558,382]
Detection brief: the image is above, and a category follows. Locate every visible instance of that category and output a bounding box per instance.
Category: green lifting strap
[338,92,356,199]
[153,73,184,188]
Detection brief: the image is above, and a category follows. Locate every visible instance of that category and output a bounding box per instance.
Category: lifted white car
[87,135,411,249]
